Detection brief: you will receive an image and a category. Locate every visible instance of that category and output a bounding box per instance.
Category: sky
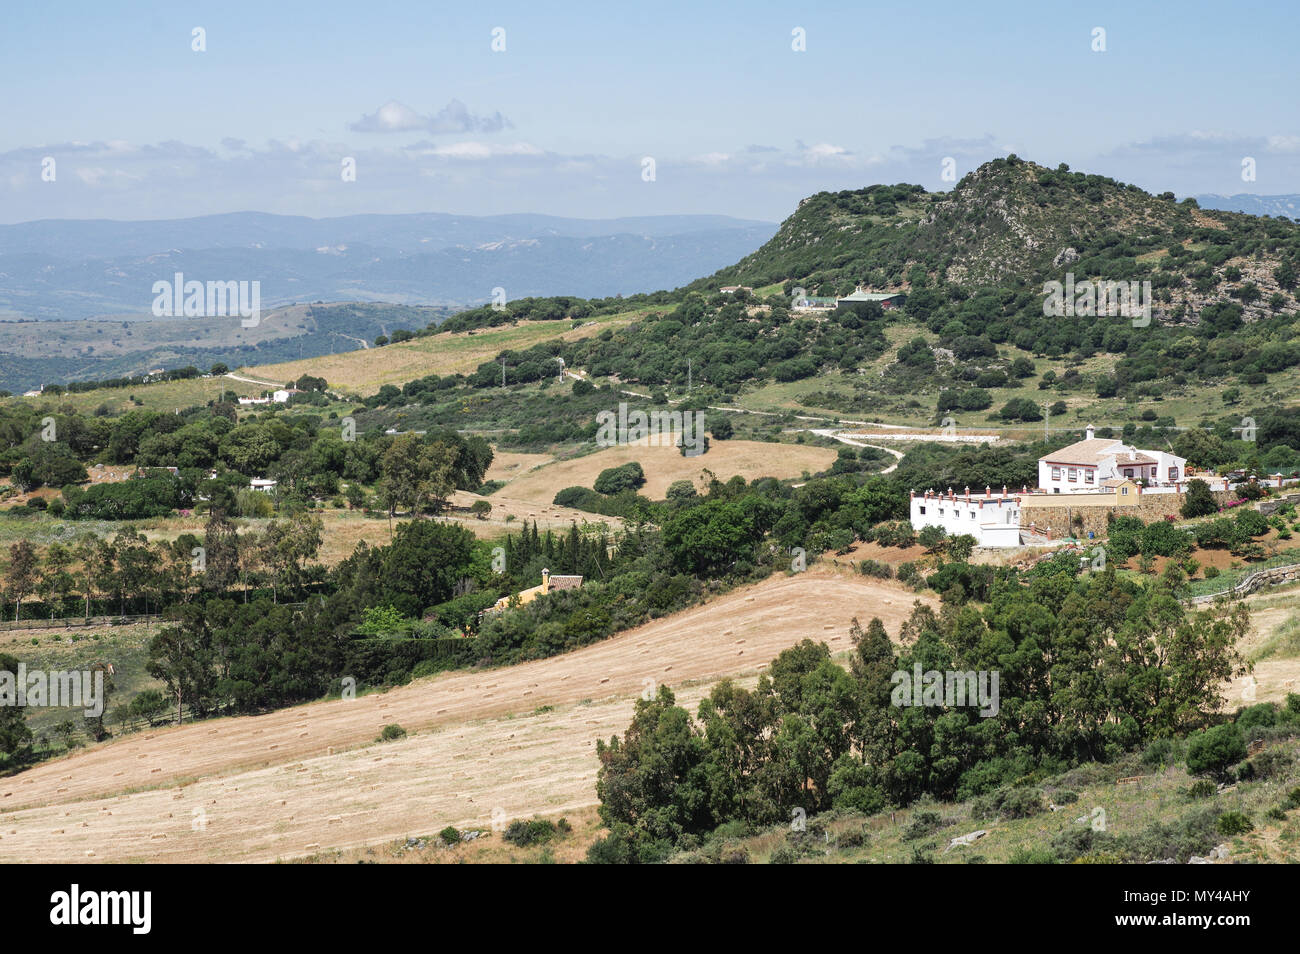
[2,0,1298,224]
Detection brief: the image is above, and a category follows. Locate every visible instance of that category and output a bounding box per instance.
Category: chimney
[1085,424,1095,440]
[542,568,550,593]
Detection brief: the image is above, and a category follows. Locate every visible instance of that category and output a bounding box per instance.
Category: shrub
[903,810,944,840]
[1216,811,1253,836]
[858,559,893,579]
[1186,723,1246,779]
[553,486,604,511]
[1245,749,1292,780]
[835,827,868,849]
[1236,508,1269,537]
[503,817,558,847]
[593,462,646,495]
[1000,787,1045,819]
[1141,737,1182,768]
[1236,702,1276,732]
[665,479,697,502]
[439,826,461,845]
[1185,779,1217,799]
[378,723,407,742]
[875,521,916,548]
[1009,847,1057,864]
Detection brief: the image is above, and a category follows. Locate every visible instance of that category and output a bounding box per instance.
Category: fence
[0,613,162,633]
[0,601,311,634]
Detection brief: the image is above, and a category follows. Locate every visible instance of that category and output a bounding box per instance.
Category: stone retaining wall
[1021,490,1234,539]
[1188,563,1300,605]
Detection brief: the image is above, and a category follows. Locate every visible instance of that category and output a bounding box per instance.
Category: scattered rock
[943,829,987,853]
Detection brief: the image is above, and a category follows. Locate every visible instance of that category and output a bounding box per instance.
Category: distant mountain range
[1193,194,1300,219]
[0,211,776,322]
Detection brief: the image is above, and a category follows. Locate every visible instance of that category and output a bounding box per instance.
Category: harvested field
[503,439,837,504]
[484,450,554,484]
[0,567,934,863]
[248,311,645,397]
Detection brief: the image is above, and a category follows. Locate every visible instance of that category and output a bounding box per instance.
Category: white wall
[910,492,1022,547]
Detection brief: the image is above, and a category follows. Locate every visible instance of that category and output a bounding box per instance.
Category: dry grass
[502,439,837,504]
[247,310,648,397]
[0,567,934,862]
[484,451,554,484]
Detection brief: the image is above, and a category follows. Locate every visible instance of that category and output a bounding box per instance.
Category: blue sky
[2,0,1297,223]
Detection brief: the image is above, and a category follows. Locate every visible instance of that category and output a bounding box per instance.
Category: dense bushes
[1185,723,1247,780]
[591,578,1251,861]
[593,462,646,495]
[62,473,183,519]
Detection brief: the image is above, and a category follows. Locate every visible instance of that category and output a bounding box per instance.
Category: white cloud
[424,141,543,159]
[350,99,512,135]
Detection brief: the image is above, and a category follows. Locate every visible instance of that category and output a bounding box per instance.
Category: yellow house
[1100,477,1141,505]
[489,568,583,613]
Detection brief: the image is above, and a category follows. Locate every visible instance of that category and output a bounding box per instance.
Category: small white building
[1038,425,1185,493]
[249,478,277,493]
[272,388,303,403]
[910,488,1023,548]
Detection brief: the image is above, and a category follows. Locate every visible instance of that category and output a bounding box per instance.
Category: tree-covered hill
[693,156,1299,327]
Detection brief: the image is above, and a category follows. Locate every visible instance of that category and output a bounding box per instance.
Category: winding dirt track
[0,569,933,863]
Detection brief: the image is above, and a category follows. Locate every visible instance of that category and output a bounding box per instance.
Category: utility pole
[502,356,506,388]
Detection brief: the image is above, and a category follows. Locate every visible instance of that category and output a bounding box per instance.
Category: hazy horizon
[3,0,1298,224]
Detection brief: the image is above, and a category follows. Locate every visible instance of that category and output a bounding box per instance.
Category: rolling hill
[0,210,776,392]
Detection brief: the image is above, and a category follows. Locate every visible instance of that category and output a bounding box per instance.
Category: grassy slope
[3,306,652,412]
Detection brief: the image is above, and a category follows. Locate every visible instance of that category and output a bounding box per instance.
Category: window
[1123,468,1133,478]
[970,511,976,519]
[1067,468,1077,481]
[1168,466,1179,480]
[918,505,926,514]
[1053,488,1060,494]
[1051,466,1061,480]
[1121,487,1129,496]
[1084,470,1094,484]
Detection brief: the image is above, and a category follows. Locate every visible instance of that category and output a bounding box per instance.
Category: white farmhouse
[909,488,1023,548]
[1038,425,1185,494]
